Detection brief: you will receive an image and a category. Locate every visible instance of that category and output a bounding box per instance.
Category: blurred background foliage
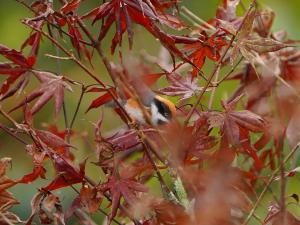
[0,0,299,224]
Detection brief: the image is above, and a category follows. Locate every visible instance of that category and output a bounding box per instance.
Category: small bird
[109,59,176,125]
[124,95,176,125]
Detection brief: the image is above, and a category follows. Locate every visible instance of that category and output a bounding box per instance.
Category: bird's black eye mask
[153,97,172,119]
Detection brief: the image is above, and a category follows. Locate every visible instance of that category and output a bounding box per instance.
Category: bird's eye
[153,97,172,119]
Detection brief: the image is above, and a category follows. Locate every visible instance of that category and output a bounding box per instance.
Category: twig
[69,85,85,130]
[241,142,300,225]
[0,106,19,127]
[0,124,28,145]
[184,0,257,126]
[15,0,93,47]
[48,24,70,133]
[278,130,286,223]
[140,132,172,195]
[216,57,244,85]
[44,54,73,60]
[22,20,132,124]
[181,6,217,31]
[208,65,220,110]
[23,20,105,86]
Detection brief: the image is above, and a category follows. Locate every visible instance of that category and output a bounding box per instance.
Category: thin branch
[15,0,93,47]
[181,6,216,31]
[23,20,105,86]
[22,20,132,124]
[0,106,19,128]
[0,124,28,145]
[48,24,70,131]
[216,57,244,85]
[69,85,85,130]
[67,85,86,141]
[208,65,220,110]
[184,0,257,126]
[242,142,300,225]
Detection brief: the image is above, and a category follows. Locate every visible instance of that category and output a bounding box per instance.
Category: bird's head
[150,95,176,125]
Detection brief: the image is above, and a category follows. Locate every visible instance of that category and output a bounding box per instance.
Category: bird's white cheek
[151,103,168,125]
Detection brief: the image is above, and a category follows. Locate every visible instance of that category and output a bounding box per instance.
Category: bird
[124,95,177,125]
[107,58,177,126]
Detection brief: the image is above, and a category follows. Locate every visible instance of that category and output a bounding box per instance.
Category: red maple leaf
[17,145,47,184]
[60,0,81,15]
[208,96,265,167]
[44,155,86,191]
[66,16,92,64]
[21,20,43,61]
[102,174,148,223]
[182,33,227,79]
[0,44,35,98]
[81,0,184,55]
[10,70,73,116]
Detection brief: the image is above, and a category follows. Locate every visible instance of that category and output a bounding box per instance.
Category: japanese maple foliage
[0,0,300,225]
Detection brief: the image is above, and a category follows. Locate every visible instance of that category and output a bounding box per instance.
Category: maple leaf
[21,20,43,60]
[86,87,117,112]
[41,124,75,160]
[65,16,92,64]
[209,97,265,146]
[66,184,103,221]
[44,155,86,191]
[82,0,184,55]
[102,174,148,223]
[0,44,35,68]
[0,158,23,225]
[208,96,265,167]
[182,33,227,79]
[158,73,205,103]
[230,9,288,69]
[107,129,141,152]
[185,115,217,161]
[35,129,73,150]
[26,191,65,225]
[0,44,34,98]
[10,70,73,116]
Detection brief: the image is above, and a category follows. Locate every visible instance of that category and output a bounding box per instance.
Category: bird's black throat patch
[153,97,172,119]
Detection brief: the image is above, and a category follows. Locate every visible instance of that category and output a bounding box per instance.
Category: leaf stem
[183,0,257,126]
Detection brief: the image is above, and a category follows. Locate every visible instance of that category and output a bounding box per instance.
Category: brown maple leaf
[0,158,23,225]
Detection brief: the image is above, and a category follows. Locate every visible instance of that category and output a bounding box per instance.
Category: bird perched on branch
[87,59,177,125]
